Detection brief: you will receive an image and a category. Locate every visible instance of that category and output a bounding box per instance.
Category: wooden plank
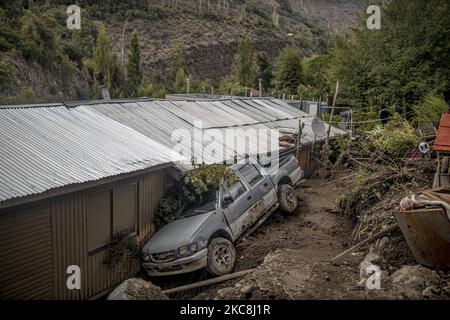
[331,225,398,263]
[162,269,256,295]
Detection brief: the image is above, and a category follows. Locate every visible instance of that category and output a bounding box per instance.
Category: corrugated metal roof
[434,113,450,153]
[83,98,346,165]
[0,105,183,204]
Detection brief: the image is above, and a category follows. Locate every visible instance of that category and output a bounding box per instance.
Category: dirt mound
[176,170,449,300]
[390,265,450,300]
[107,278,168,300]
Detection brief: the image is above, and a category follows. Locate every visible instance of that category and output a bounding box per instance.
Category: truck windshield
[176,192,217,219]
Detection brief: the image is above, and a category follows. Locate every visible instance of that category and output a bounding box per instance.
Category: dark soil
[148,169,448,300]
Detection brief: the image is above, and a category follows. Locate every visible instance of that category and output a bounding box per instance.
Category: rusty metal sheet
[434,113,450,153]
[394,208,450,269]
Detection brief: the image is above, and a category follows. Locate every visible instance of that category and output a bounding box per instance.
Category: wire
[325,110,415,125]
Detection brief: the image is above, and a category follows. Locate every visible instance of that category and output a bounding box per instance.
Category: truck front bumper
[143,248,208,276]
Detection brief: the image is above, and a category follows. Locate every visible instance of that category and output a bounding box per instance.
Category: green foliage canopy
[256,51,273,91]
[274,47,303,94]
[233,38,257,89]
[124,30,143,98]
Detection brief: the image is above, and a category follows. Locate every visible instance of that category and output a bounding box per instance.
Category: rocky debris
[107,278,168,300]
[189,173,449,300]
[213,249,306,300]
[390,265,443,299]
[378,236,416,271]
[212,245,363,300]
[358,237,390,289]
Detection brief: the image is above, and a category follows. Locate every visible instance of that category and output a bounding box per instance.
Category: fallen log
[331,224,399,263]
[161,269,256,295]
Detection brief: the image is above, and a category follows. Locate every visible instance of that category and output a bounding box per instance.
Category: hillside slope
[0,1,365,102]
[106,0,365,83]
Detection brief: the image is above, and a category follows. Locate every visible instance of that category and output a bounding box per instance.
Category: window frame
[239,164,264,187]
[86,181,140,255]
[86,189,113,254]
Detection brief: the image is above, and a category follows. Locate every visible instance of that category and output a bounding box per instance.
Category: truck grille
[151,250,176,262]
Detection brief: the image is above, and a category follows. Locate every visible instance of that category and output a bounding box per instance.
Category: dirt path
[190,172,368,300]
[143,171,449,300]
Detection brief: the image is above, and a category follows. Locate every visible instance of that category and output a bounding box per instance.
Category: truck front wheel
[278,184,298,213]
[206,237,236,276]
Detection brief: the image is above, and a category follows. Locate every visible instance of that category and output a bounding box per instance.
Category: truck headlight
[142,253,151,262]
[178,243,197,257]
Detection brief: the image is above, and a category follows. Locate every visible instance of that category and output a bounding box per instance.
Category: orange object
[434,114,450,153]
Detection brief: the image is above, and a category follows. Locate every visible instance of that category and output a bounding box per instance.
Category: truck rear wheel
[206,237,236,276]
[278,184,298,213]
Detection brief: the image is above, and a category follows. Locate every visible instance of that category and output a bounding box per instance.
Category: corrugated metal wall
[0,201,53,299]
[51,170,170,299]
[0,169,170,300]
[297,146,312,177]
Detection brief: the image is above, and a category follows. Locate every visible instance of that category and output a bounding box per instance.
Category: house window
[87,182,138,253]
[113,183,138,235]
[87,190,112,252]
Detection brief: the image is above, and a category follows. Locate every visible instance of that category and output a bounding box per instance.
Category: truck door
[221,178,256,239]
[239,163,277,210]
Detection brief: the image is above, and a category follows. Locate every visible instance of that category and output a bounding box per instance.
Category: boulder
[391,265,439,289]
[107,278,168,300]
[391,265,441,299]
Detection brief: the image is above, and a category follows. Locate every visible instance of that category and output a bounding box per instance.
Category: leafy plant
[274,47,303,94]
[104,231,139,269]
[232,38,257,89]
[169,45,189,93]
[124,30,143,98]
[155,165,239,229]
[363,118,419,160]
[256,51,273,91]
[338,166,410,221]
[219,75,244,96]
[330,135,350,167]
[0,63,15,89]
[412,94,449,126]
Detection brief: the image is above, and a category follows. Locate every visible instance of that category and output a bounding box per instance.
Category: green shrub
[219,75,244,95]
[412,94,449,126]
[364,118,419,159]
[104,231,139,268]
[322,113,341,124]
[0,63,16,89]
[19,10,61,68]
[155,165,239,229]
[0,87,41,105]
[338,166,411,221]
[0,20,20,52]
[138,83,166,99]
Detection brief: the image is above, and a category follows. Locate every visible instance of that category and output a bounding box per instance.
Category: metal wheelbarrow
[394,207,450,269]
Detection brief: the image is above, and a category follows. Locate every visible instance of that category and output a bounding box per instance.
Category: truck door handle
[247,196,252,201]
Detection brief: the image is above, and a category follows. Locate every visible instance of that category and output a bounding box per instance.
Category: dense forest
[303,0,450,124]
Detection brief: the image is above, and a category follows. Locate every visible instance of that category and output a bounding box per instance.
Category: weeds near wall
[104,231,139,269]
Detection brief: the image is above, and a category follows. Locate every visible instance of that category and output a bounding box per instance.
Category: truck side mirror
[261,159,271,168]
[223,195,234,206]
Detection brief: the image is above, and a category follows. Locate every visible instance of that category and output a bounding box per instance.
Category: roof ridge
[0,103,63,110]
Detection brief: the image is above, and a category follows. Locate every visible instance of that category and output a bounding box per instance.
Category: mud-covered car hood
[143,211,214,254]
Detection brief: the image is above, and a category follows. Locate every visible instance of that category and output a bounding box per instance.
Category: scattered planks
[331,224,399,263]
[161,269,256,295]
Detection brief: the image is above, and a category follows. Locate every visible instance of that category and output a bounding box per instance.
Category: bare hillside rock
[107,0,365,83]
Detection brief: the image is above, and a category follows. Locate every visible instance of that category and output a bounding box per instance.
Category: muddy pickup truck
[142,155,303,276]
